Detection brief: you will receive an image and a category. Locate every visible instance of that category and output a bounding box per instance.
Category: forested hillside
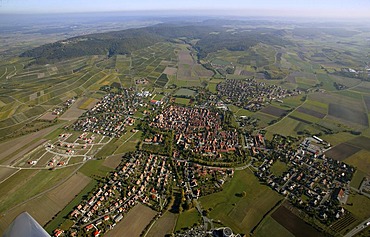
[21,22,291,63]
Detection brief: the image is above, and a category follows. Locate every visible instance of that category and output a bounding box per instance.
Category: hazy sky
[1,0,369,18]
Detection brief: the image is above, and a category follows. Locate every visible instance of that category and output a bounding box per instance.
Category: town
[47,83,364,237]
[150,105,240,159]
[249,133,355,224]
[216,78,301,111]
[70,89,143,137]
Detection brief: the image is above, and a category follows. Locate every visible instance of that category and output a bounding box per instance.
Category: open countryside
[0,7,370,237]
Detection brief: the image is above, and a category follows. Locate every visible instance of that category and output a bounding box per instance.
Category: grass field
[78,159,113,179]
[174,97,191,105]
[200,169,282,234]
[270,161,289,177]
[345,193,370,220]
[114,130,142,154]
[265,117,300,138]
[253,216,294,237]
[345,150,370,175]
[321,132,356,146]
[175,208,201,232]
[174,88,196,97]
[350,170,366,189]
[105,204,157,237]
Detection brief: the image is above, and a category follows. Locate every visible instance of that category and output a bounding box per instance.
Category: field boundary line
[0,169,20,185]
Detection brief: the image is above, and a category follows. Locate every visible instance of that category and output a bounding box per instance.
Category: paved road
[343,218,370,237]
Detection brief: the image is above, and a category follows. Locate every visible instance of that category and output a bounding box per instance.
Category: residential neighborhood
[216,79,301,111]
[249,133,355,224]
[71,89,143,137]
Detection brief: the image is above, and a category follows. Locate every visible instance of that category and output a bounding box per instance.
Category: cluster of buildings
[61,152,173,236]
[251,134,354,224]
[52,97,76,115]
[71,90,140,137]
[150,105,239,157]
[216,79,300,111]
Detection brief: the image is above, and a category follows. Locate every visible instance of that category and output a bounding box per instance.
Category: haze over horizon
[1,0,369,19]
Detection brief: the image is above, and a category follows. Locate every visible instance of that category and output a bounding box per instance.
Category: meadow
[200,169,282,234]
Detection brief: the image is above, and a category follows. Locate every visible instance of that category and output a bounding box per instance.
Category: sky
[1,0,369,19]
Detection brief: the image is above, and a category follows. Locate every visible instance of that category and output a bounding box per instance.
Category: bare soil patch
[178,50,194,65]
[146,211,177,237]
[103,154,123,169]
[297,107,326,119]
[260,106,288,117]
[328,103,368,126]
[240,70,254,77]
[59,98,86,121]
[163,67,177,76]
[105,204,157,237]
[39,112,58,121]
[325,143,361,161]
[286,74,296,83]
[47,172,91,204]
[271,206,324,237]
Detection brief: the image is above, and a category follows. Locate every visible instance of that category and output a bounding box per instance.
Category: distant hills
[20,21,291,64]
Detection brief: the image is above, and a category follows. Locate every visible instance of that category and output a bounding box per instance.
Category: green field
[175,208,201,232]
[265,117,300,138]
[345,193,370,220]
[253,216,294,237]
[78,160,114,179]
[345,150,370,175]
[200,169,282,234]
[350,170,366,189]
[174,97,191,105]
[270,161,289,177]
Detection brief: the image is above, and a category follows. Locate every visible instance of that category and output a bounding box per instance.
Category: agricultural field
[0,168,17,184]
[102,154,124,169]
[265,117,300,138]
[345,150,370,175]
[105,204,157,237]
[271,206,324,237]
[325,143,361,161]
[1,17,370,237]
[147,211,177,237]
[260,105,289,117]
[0,169,88,234]
[174,88,196,97]
[345,193,370,221]
[328,103,368,127]
[200,169,282,234]
[253,216,294,237]
[0,166,79,213]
